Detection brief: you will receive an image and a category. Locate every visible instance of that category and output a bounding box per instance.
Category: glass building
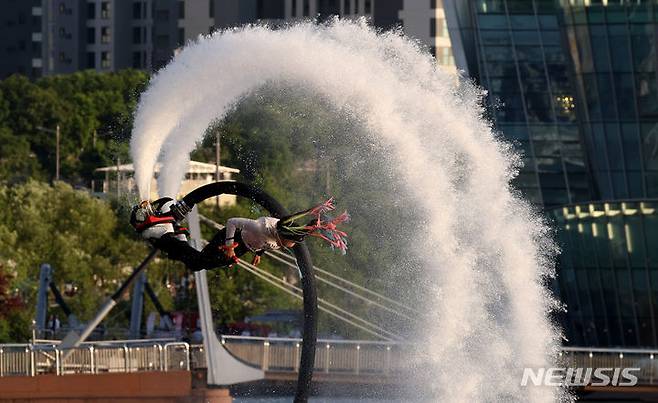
[551,201,658,347]
[561,3,658,200]
[446,0,593,207]
[445,0,658,347]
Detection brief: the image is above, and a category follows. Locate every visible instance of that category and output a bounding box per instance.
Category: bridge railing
[5,338,658,385]
[0,341,189,377]
[197,335,409,376]
[561,347,658,385]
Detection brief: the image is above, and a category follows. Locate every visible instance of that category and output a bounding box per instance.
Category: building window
[132,2,141,19]
[178,28,185,46]
[156,9,169,21]
[101,2,110,19]
[132,27,141,44]
[430,17,436,37]
[101,51,111,68]
[303,0,309,16]
[88,2,96,19]
[155,35,169,48]
[59,3,65,14]
[364,0,371,14]
[87,51,95,68]
[178,1,185,18]
[132,51,141,68]
[87,27,95,44]
[101,27,111,43]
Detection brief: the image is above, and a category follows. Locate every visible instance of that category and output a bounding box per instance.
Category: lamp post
[36,125,60,181]
[215,131,221,207]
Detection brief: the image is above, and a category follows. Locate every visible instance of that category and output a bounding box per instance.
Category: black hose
[180,181,317,403]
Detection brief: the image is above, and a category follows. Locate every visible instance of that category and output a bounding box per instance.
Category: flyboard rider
[130,197,349,271]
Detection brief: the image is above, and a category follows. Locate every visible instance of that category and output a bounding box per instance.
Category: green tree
[0,70,148,185]
[0,127,44,183]
[0,181,178,340]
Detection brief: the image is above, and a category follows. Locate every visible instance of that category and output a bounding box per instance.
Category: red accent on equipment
[135,215,176,231]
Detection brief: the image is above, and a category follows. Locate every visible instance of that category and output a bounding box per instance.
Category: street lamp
[36,125,60,181]
[215,130,221,207]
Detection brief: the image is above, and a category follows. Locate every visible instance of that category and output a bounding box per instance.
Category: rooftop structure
[94,160,239,205]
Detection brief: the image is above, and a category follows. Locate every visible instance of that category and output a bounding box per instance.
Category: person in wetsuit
[130,197,349,271]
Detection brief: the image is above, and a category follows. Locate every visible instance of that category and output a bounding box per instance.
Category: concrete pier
[0,371,232,403]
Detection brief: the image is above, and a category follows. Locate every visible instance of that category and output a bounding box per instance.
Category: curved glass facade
[453,0,593,207]
[562,3,658,200]
[551,201,658,347]
[446,0,658,348]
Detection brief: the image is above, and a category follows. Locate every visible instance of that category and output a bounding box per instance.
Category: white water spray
[130,20,565,402]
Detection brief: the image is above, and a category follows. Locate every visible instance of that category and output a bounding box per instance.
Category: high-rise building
[0,1,44,79]
[445,0,658,348]
[1,0,452,78]
[445,0,592,207]
[0,0,216,78]
[399,0,455,70]
[552,1,658,348]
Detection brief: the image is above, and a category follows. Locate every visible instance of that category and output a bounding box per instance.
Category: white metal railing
[198,335,408,375]
[560,347,658,385]
[4,338,658,385]
[204,338,658,383]
[0,341,189,377]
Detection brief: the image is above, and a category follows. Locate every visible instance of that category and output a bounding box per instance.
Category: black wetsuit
[152,228,250,271]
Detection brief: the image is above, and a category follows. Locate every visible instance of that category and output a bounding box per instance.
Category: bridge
[9,182,658,402]
[0,336,405,383]
[3,338,658,385]
[3,339,658,400]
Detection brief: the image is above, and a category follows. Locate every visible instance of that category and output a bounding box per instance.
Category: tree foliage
[0,181,173,341]
[0,70,148,186]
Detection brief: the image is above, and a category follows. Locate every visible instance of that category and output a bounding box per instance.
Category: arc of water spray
[131,20,566,402]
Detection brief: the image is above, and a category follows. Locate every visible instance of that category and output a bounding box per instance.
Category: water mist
[130,20,566,402]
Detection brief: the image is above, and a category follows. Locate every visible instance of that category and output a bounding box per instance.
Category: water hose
[174,181,317,403]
